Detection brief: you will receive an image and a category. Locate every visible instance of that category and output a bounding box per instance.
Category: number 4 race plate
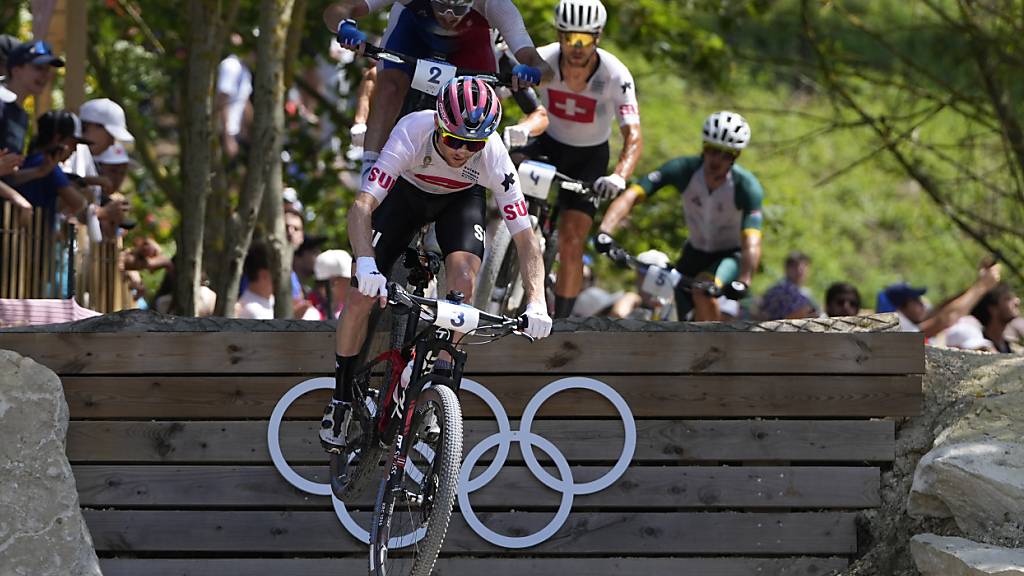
[412,60,458,96]
[518,160,557,200]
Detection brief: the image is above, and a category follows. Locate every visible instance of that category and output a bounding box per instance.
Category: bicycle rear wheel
[369,385,463,576]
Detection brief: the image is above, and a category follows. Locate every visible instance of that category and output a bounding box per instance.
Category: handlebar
[593,233,748,301]
[386,282,531,336]
[363,44,514,88]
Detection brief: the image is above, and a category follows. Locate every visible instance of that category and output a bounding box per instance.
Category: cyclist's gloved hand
[336,19,366,50]
[592,232,616,254]
[502,125,530,149]
[355,256,388,300]
[723,280,749,301]
[350,122,367,148]
[593,173,626,202]
[522,301,553,340]
[511,64,542,87]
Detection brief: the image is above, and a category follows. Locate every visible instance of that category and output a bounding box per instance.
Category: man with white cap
[312,249,352,320]
[607,248,677,320]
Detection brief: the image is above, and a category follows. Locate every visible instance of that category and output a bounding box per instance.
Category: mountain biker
[598,111,763,322]
[322,0,553,187]
[515,0,643,318]
[492,31,549,149]
[321,76,553,452]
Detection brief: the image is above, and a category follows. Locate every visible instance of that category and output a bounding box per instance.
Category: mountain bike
[474,160,595,315]
[593,232,748,318]
[325,247,531,576]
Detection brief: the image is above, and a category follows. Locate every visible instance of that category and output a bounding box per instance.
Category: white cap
[314,249,352,280]
[80,98,135,142]
[0,81,14,103]
[635,249,671,269]
[94,142,134,165]
[572,287,622,317]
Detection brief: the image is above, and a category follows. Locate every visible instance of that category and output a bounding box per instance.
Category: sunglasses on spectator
[559,32,598,48]
[431,1,471,17]
[703,143,740,158]
[437,128,487,152]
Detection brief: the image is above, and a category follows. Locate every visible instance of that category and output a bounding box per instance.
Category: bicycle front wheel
[369,385,463,576]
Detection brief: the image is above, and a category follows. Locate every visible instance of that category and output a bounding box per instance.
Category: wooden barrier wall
[0,328,925,576]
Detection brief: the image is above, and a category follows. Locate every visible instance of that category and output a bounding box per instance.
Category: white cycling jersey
[535,43,640,147]
[369,0,534,55]
[363,110,532,236]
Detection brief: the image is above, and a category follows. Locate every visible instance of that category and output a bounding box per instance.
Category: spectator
[1005,317,1024,351]
[216,33,253,163]
[606,249,675,321]
[12,110,88,223]
[2,40,64,160]
[311,249,352,320]
[284,202,305,249]
[883,260,1001,338]
[64,98,136,207]
[94,142,135,238]
[293,235,327,319]
[968,283,1020,353]
[825,282,862,317]
[572,286,622,318]
[237,242,274,319]
[758,251,818,320]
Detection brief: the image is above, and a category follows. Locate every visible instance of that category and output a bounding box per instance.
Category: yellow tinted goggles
[559,32,597,48]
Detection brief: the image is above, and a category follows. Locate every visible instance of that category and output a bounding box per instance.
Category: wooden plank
[83,510,857,554]
[0,331,925,375]
[62,373,922,419]
[99,557,849,576]
[74,465,880,509]
[68,420,895,463]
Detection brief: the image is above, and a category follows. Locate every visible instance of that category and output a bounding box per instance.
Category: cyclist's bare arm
[739,230,761,285]
[353,66,377,125]
[347,192,380,259]
[511,226,546,306]
[323,0,371,32]
[612,122,642,181]
[518,105,549,136]
[598,184,643,235]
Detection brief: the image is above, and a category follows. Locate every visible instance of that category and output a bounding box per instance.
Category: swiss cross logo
[619,104,639,118]
[548,89,596,123]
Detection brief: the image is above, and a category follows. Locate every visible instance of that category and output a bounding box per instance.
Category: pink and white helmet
[436,76,502,140]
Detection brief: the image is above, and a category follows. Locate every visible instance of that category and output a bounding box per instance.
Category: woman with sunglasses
[515,0,644,319]
[323,0,552,190]
[321,76,552,452]
[598,111,765,322]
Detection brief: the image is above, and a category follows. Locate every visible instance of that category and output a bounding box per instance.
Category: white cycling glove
[593,173,626,202]
[355,256,388,299]
[502,125,530,149]
[350,123,367,148]
[522,301,553,340]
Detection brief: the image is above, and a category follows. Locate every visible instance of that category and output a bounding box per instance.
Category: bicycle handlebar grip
[593,233,615,254]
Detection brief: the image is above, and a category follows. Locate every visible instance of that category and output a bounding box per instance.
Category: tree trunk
[176,0,232,316]
[215,0,297,317]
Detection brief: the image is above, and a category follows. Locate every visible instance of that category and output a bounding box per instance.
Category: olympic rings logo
[267,376,635,550]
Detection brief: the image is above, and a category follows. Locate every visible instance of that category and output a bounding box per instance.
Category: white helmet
[702,110,751,151]
[555,0,607,33]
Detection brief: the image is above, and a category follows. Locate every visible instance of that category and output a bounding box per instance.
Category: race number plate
[641,266,681,301]
[518,160,557,200]
[411,60,457,96]
[435,300,481,332]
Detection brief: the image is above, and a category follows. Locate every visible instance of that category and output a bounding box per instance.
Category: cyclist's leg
[551,139,610,318]
[434,186,487,301]
[692,249,741,322]
[674,243,708,321]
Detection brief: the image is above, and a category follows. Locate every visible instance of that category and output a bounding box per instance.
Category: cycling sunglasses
[438,128,487,152]
[431,1,472,17]
[559,32,598,48]
[703,143,740,158]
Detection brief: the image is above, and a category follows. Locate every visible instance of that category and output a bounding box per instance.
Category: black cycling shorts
[516,133,609,218]
[370,177,487,275]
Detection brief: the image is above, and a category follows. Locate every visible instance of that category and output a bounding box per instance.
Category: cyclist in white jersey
[322,76,553,451]
[515,0,643,318]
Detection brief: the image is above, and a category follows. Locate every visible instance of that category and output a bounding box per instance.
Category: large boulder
[912,534,1024,576]
[0,349,101,576]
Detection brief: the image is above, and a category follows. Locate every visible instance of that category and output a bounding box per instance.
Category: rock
[912,533,1024,575]
[0,350,101,576]
[909,440,1024,540]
